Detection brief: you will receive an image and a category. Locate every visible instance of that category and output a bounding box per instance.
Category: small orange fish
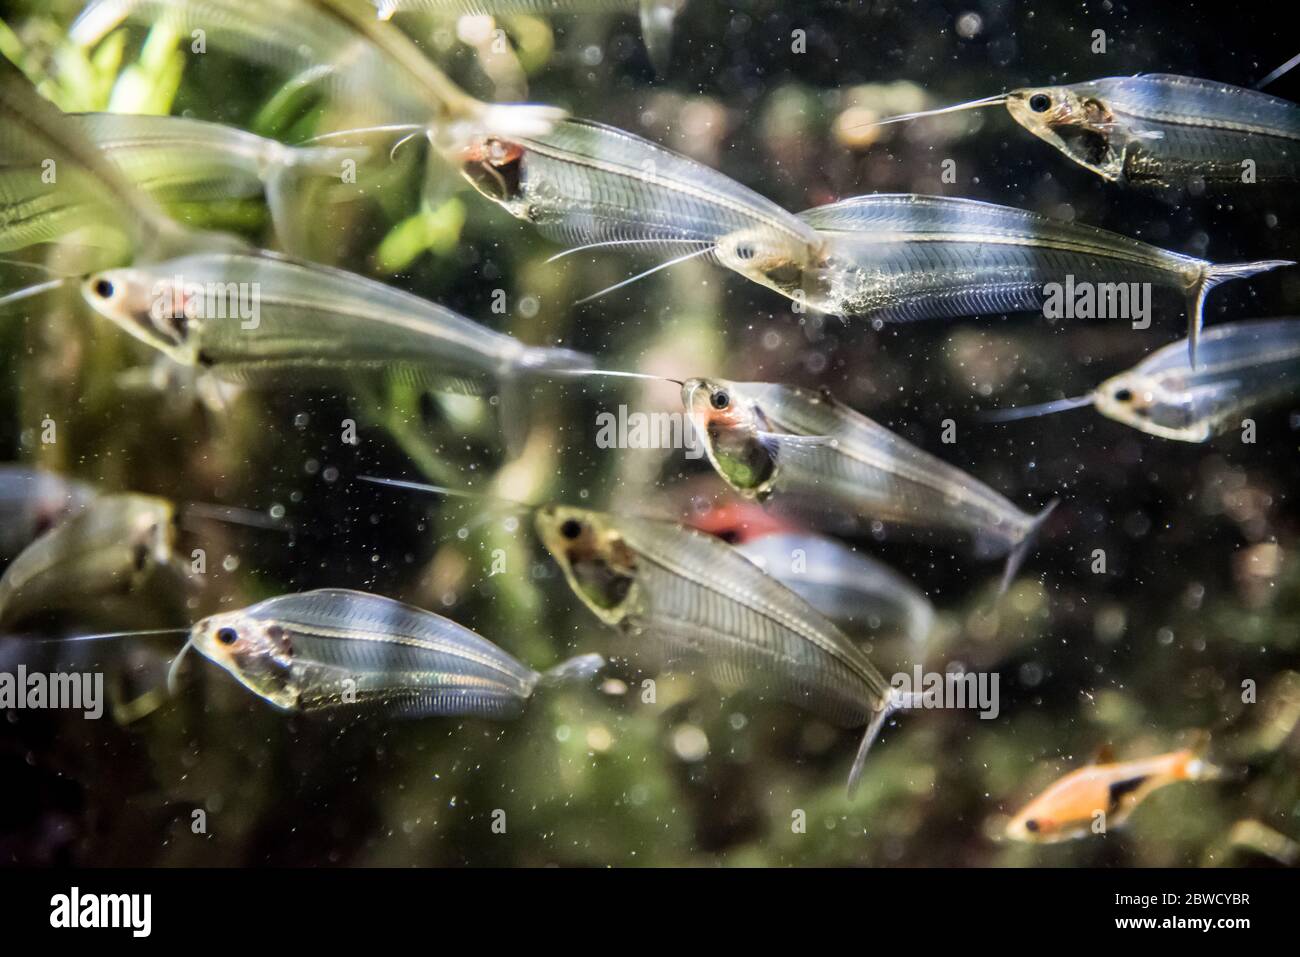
[1005,739,1223,843]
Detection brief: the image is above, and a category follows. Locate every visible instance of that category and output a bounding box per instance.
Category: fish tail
[1182,729,1229,781]
[538,653,606,689]
[265,145,371,255]
[1190,260,1294,366]
[999,499,1059,595]
[847,690,906,798]
[639,0,681,76]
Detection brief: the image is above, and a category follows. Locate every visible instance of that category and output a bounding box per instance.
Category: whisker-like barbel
[857,93,1009,129]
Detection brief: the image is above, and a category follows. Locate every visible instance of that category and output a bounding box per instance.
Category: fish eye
[560,518,583,540]
[1113,388,1133,403]
[1029,93,1052,113]
[710,390,730,410]
[216,627,239,646]
[92,277,115,299]
[1024,819,1040,833]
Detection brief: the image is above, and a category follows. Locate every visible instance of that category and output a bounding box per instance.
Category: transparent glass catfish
[0,54,237,262]
[867,75,1300,194]
[456,118,829,305]
[0,467,99,562]
[0,494,177,630]
[63,113,370,254]
[734,532,934,646]
[79,252,592,394]
[71,0,565,151]
[792,194,1291,366]
[534,504,908,796]
[373,0,688,75]
[681,378,1056,594]
[168,588,604,717]
[986,318,1300,443]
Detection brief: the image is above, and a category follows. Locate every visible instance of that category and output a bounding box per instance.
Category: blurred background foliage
[1,0,1298,866]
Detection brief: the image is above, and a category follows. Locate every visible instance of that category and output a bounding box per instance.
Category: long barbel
[681,377,1056,593]
[457,118,827,303]
[71,0,565,150]
[177,587,604,716]
[988,318,1300,443]
[78,252,593,391]
[534,504,906,795]
[794,194,1291,365]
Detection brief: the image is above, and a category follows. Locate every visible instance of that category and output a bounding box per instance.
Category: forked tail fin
[265,145,371,256]
[1189,260,1293,366]
[1000,499,1059,596]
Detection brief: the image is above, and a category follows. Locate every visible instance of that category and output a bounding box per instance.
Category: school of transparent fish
[0,1,1297,867]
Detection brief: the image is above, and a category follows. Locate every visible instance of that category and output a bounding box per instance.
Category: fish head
[714,227,818,302]
[459,135,527,208]
[1004,806,1071,843]
[1006,84,1125,181]
[1093,371,1207,441]
[190,609,297,710]
[535,505,639,625]
[82,268,199,364]
[67,494,176,593]
[681,378,777,498]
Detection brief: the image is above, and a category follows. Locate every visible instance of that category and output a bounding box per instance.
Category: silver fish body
[80,252,592,391]
[0,467,99,562]
[187,587,603,716]
[459,118,825,299]
[735,532,934,645]
[683,378,1055,591]
[65,113,366,249]
[796,194,1291,363]
[535,505,903,794]
[1092,318,1300,441]
[0,493,175,629]
[0,54,224,259]
[1007,75,1300,192]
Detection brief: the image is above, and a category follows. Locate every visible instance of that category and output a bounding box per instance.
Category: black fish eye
[1029,93,1052,113]
[93,278,115,298]
[1024,819,1040,833]
[216,627,239,645]
[560,519,583,540]
[1114,388,1133,402]
[710,390,730,410]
